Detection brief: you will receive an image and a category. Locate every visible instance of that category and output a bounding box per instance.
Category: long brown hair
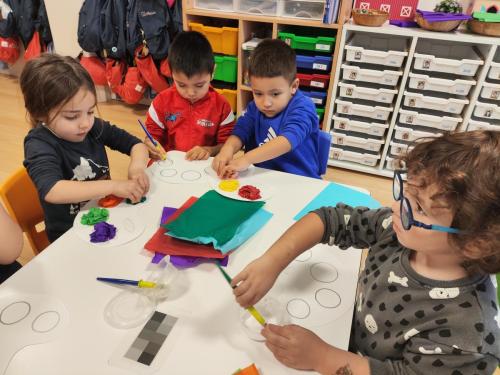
[400,130,500,274]
[19,53,97,127]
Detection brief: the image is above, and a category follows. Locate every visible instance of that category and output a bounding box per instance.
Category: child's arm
[0,205,23,265]
[185,144,222,161]
[212,135,243,176]
[127,143,150,194]
[222,136,292,178]
[262,324,370,375]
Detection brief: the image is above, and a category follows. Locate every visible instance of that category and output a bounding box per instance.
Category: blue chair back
[318,130,332,176]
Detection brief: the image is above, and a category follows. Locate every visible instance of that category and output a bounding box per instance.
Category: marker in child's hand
[216,263,267,326]
[97,277,157,288]
[137,119,166,160]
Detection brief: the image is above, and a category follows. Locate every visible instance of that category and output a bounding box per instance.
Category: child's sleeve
[313,203,393,250]
[280,101,318,149]
[95,119,141,155]
[216,99,235,144]
[144,98,167,145]
[231,101,256,146]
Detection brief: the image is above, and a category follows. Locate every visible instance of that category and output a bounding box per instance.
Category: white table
[1,166,365,375]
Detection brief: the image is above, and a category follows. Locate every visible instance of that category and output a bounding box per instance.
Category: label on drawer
[313,63,328,71]
[310,80,325,88]
[490,90,499,100]
[422,59,431,69]
[316,43,330,51]
[311,98,323,104]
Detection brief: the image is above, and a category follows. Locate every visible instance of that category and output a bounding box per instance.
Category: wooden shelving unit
[182,0,352,129]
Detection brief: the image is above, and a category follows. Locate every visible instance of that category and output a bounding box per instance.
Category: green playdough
[80,207,109,225]
[126,196,147,205]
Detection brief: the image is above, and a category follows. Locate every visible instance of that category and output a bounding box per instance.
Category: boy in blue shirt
[212,39,322,179]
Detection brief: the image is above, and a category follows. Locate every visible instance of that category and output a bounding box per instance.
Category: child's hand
[220,156,251,179]
[112,180,145,203]
[128,167,150,194]
[144,137,166,160]
[185,146,210,161]
[212,149,233,177]
[231,255,280,308]
[262,324,329,371]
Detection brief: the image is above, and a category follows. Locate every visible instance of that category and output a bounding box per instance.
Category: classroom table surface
[0,165,369,375]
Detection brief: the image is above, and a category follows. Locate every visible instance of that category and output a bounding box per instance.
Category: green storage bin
[278,32,335,53]
[214,55,238,83]
[316,107,325,121]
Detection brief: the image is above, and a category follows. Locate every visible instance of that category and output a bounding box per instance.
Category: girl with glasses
[229,131,500,374]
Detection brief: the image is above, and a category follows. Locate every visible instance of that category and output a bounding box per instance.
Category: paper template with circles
[153,151,211,184]
[73,206,146,247]
[0,294,68,375]
[274,243,359,329]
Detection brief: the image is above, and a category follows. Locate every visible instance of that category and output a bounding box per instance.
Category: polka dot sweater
[313,204,500,375]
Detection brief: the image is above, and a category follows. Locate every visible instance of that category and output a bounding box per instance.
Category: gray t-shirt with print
[313,204,500,375]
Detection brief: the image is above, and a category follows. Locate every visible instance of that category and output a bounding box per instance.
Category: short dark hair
[248,39,296,83]
[399,130,500,274]
[168,31,215,77]
[20,53,96,127]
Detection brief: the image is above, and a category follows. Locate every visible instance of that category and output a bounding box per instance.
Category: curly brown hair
[399,130,500,275]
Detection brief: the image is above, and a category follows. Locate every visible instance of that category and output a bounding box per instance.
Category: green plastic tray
[214,55,238,83]
[278,32,335,53]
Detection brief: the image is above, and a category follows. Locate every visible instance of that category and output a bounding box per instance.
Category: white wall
[44,0,84,57]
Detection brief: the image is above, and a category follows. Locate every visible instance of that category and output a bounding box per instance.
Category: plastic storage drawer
[398,109,461,131]
[214,88,237,112]
[474,101,500,120]
[394,126,441,142]
[316,107,325,121]
[480,82,500,101]
[331,132,384,152]
[297,54,332,71]
[488,61,500,81]
[194,0,234,11]
[214,55,238,83]
[332,116,388,137]
[467,119,500,131]
[278,32,335,53]
[385,156,398,171]
[278,0,326,20]
[336,99,393,121]
[408,73,475,96]
[330,147,380,167]
[338,82,397,104]
[342,64,402,86]
[297,73,330,89]
[413,40,483,76]
[303,90,327,106]
[345,34,408,68]
[189,23,238,55]
[236,0,278,15]
[403,91,468,114]
[389,141,414,157]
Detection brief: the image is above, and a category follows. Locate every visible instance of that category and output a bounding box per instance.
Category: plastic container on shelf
[296,54,332,72]
[302,90,327,106]
[297,72,330,89]
[214,88,237,112]
[236,0,278,16]
[331,132,385,152]
[403,91,468,114]
[194,0,234,11]
[385,156,398,171]
[330,147,380,167]
[278,0,326,20]
[341,63,402,86]
[332,116,389,137]
[335,99,393,121]
[488,61,500,81]
[467,118,500,131]
[344,33,408,68]
[393,125,441,143]
[474,101,500,120]
[389,141,414,157]
[408,72,476,96]
[316,107,325,121]
[413,39,484,76]
[398,108,461,131]
[189,23,238,55]
[338,82,397,104]
[241,38,262,86]
[480,81,500,101]
[278,32,335,53]
[214,55,238,83]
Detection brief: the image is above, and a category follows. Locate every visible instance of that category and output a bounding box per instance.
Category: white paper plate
[152,150,211,184]
[73,206,146,247]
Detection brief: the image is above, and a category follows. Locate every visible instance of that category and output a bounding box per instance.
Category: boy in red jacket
[144,31,235,160]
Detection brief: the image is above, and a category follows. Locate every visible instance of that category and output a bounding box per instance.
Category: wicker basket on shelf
[352,9,389,27]
[469,19,500,37]
[415,12,462,32]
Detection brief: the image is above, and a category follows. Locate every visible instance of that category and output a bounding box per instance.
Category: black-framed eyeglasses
[393,170,460,234]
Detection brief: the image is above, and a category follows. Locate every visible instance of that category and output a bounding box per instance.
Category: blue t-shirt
[232,90,321,179]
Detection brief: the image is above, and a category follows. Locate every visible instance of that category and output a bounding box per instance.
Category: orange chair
[0,167,49,254]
